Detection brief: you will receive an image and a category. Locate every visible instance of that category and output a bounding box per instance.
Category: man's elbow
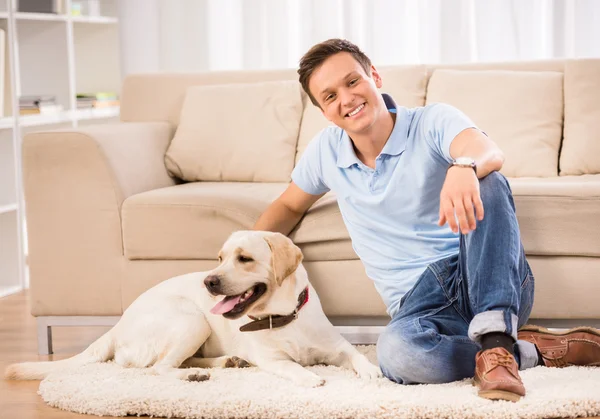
[476,148,504,178]
[489,149,505,172]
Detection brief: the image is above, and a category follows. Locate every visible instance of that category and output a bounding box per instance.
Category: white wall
[117,0,161,76]
[118,0,600,77]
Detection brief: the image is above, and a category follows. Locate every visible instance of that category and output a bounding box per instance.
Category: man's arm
[253,182,325,235]
[439,128,505,234]
[449,128,504,178]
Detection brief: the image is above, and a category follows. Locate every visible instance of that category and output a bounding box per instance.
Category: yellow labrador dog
[6,230,381,387]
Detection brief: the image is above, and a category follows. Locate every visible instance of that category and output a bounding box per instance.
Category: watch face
[455,157,475,165]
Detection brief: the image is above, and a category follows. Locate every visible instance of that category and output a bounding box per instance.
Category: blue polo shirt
[291,94,478,318]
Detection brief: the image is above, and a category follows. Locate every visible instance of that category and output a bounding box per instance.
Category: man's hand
[438,167,484,234]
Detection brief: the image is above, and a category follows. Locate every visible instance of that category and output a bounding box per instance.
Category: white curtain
[118,0,600,75]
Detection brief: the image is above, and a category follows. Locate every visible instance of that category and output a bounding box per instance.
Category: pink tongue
[210,295,243,315]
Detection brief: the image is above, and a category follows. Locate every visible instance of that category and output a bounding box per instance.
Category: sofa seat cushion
[289,192,357,261]
[123,182,286,260]
[510,175,600,257]
[123,175,600,262]
[291,176,600,259]
[122,183,354,261]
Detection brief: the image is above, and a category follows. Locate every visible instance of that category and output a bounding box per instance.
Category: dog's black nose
[204,275,221,293]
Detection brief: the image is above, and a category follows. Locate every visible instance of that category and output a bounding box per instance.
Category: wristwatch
[449,157,477,174]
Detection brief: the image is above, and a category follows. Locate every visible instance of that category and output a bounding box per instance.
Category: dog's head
[205,230,304,319]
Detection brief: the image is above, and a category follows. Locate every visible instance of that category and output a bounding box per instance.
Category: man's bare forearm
[471,148,504,178]
[253,200,305,235]
[450,128,504,178]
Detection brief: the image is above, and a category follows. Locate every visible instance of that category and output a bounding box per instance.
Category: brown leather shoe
[518,325,600,367]
[474,347,525,402]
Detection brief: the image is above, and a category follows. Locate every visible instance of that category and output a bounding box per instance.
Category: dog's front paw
[353,356,383,379]
[225,356,251,368]
[295,373,326,388]
[187,372,210,382]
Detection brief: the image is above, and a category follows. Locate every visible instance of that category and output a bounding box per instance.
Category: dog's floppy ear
[264,233,303,286]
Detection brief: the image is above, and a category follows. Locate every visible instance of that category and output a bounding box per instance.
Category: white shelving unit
[0,0,121,298]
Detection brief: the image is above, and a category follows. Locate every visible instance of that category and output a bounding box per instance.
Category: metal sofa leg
[36,318,52,355]
[35,316,121,355]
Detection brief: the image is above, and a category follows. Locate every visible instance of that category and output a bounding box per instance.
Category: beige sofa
[23,59,600,354]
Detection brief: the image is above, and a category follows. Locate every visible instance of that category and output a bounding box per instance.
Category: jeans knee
[377,328,443,384]
[478,171,513,210]
[377,330,412,384]
[377,326,477,384]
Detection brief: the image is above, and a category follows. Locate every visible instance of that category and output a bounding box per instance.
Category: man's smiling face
[308,52,385,137]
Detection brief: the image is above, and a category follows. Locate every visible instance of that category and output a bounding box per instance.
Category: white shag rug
[38,345,600,419]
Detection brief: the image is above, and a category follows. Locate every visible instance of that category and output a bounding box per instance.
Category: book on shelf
[20,104,64,115]
[18,0,64,14]
[20,95,56,106]
[19,95,63,116]
[76,92,119,109]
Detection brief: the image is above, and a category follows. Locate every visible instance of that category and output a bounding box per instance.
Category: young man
[253,39,600,401]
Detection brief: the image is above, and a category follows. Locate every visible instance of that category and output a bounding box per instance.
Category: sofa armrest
[23,122,175,316]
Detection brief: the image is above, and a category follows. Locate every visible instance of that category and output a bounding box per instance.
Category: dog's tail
[4,331,114,380]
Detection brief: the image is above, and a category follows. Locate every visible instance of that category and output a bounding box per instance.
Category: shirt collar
[336,93,409,169]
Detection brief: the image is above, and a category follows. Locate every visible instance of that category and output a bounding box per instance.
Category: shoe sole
[518,325,600,337]
[478,389,522,402]
[473,378,523,402]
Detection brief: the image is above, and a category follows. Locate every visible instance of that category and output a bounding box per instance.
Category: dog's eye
[238,255,254,263]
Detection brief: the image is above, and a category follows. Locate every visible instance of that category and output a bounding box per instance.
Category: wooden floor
[1,290,599,419]
[0,291,112,419]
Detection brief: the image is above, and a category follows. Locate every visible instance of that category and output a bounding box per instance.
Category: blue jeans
[377,172,539,384]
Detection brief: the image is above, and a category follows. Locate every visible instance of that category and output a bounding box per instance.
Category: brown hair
[298,38,372,107]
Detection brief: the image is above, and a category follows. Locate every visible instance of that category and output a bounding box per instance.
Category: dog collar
[239,286,310,332]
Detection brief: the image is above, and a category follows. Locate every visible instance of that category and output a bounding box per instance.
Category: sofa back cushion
[120,69,298,125]
[560,59,600,175]
[295,65,429,163]
[426,69,564,177]
[165,80,303,182]
[119,61,565,126]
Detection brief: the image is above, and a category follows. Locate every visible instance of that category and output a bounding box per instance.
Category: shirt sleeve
[291,132,330,196]
[421,103,481,163]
